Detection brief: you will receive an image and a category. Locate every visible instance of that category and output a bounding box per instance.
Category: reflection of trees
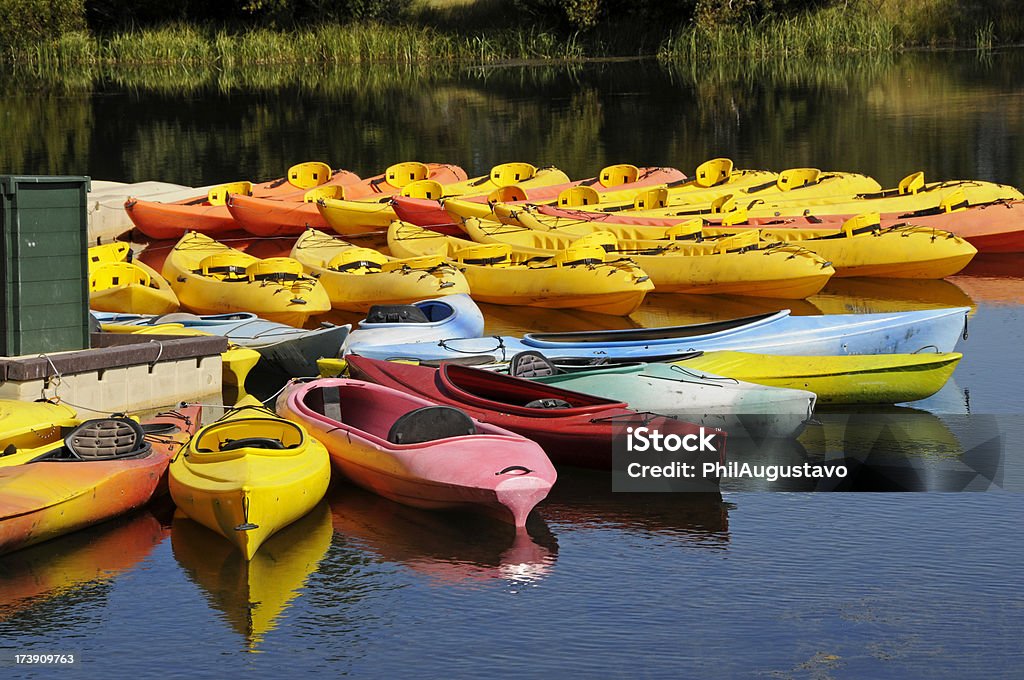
[0,50,1022,187]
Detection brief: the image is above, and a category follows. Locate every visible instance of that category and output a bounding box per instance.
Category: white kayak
[343,294,485,354]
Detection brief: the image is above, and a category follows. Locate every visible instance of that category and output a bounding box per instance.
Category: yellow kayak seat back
[574,231,617,252]
[634,186,668,210]
[386,161,430,188]
[490,162,537,185]
[665,219,704,240]
[558,186,601,207]
[714,230,761,253]
[91,262,151,291]
[208,181,254,206]
[777,168,821,190]
[246,257,305,282]
[89,242,131,265]
[549,242,608,267]
[842,212,882,235]
[694,158,734,188]
[288,162,333,189]
[381,255,446,272]
[939,187,968,212]
[600,164,640,187]
[711,194,738,214]
[898,171,926,195]
[455,243,513,268]
[200,252,252,280]
[488,185,528,203]
[327,247,388,274]
[401,179,444,200]
[721,208,750,226]
[304,185,346,203]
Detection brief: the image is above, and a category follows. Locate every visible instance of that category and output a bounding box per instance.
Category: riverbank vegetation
[2,0,1022,67]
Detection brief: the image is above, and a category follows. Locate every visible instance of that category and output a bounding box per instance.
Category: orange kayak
[0,405,201,555]
[225,162,469,237]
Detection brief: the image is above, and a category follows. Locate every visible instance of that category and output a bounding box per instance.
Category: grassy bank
[5,0,1023,68]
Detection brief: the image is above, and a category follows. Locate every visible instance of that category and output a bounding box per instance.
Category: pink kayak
[277,378,556,527]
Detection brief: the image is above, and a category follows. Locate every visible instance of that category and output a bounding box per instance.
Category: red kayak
[278,378,555,527]
[345,356,726,472]
[0,405,201,555]
[533,200,1024,253]
[225,163,470,237]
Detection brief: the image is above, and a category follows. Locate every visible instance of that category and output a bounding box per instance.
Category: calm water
[2,51,1024,677]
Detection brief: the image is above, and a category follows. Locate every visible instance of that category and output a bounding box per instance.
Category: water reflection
[539,468,730,548]
[950,255,1024,305]
[170,502,333,651]
[328,484,557,585]
[812,278,976,315]
[0,510,167,625]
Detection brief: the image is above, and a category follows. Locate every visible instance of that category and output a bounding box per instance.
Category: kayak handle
[496,465,532,476]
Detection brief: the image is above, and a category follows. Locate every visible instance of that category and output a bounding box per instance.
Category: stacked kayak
[224,161,468,237]
[163,231,331,327]
[388,221,654,316]
[317,164,572,235]
[0,405,202,555]
[505,351,816,439]
[126,161,362,240]
[344,293,485,353]
[170,396,331,560]
[460,217,835,298]
[347,307,969,362]
[345,355,726,472]
[88,242,180,314]
[290,228,470,311]
[277,378,557,527]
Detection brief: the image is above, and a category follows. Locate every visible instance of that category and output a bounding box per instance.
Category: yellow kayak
[171,502,332,650]
[163,232,331,327]
[0,400,80,468]
[587,165,882,212]
[627,171,1023,219]
[674,350,962,405]
[169,396,331,560]
[318,164,572,234]
[465,216,834,299]
[89,242,179,315]
[290,228,470,312]
[387,221,654,316]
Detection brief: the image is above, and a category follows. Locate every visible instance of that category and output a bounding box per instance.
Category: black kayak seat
[365,304,430,325]
[64,418,150,460]
[509,351,559,378]
[387,405,476,445]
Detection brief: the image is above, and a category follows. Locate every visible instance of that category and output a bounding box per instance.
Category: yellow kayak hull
[89,244,180,315]
[163,232,331,327]
[387,221,653,316]
[675,351,962,405]
[464,216,834,300]
[291,228,470,311]
[169,397,331,560]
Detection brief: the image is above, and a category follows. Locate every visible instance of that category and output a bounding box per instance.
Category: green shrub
[0,0,87,54]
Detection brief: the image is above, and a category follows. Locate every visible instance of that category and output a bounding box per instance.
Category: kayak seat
[387,405,476,445]
[365,304,430,325]
[524,398,573,409]
[220,437,286,451]
[509,351,559,378]
[64,418,151,461]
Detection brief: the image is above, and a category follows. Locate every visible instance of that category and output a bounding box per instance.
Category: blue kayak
[347,307,969,362]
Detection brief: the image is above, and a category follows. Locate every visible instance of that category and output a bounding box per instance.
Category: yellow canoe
[163,231,331,327]
[674,350,962,405]
[169,396,331,560]
[290,228,470,312]
[88,242,179,315]
[0,400,80,468]
[387,221,654,316]
[627,171,1023,219]
[171,502,332,650]
[464,216,834,299]
[318,164,572,235]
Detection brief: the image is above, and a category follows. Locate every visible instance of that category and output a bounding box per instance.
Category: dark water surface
[1,51,1023,677]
